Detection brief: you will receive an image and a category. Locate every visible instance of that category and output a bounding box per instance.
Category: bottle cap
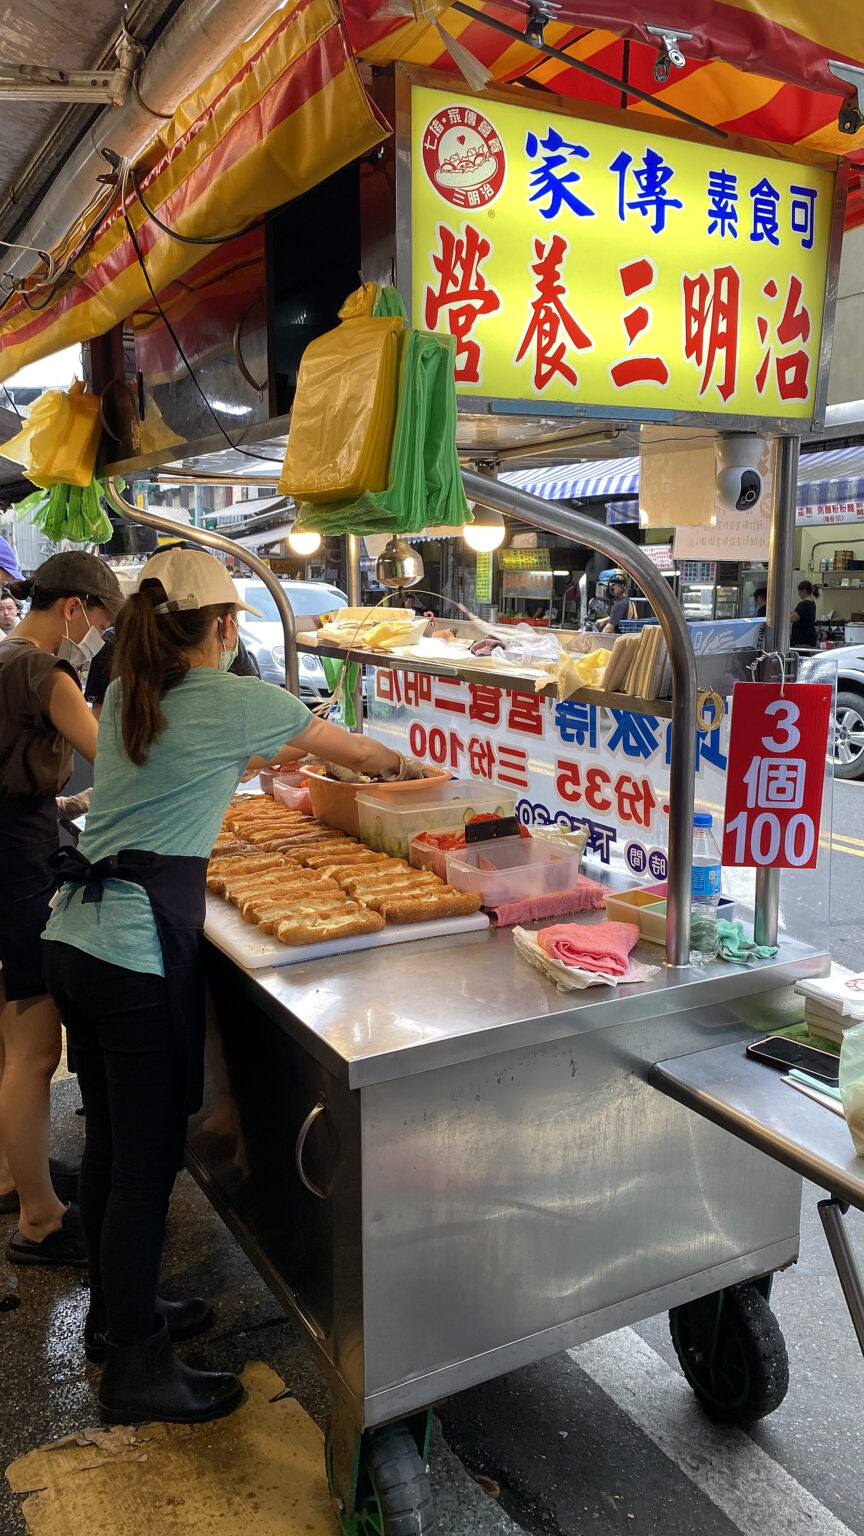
[693,812,713,828]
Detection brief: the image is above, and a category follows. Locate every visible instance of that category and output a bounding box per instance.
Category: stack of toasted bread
[207,795,480,947]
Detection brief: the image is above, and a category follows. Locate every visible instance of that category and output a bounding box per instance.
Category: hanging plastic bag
[278,316,402,503]
[1,381,102,488]
[292,327,470,538]
[839,1019,864,1155]
[13,475,117,546]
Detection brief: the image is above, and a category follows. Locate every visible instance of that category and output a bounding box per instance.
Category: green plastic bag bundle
[293,327,471,538]
[13,475,116,546]
[321,655,360,730]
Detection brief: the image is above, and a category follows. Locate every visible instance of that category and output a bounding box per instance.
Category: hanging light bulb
[462,503,505,552]
[288,528,322,556]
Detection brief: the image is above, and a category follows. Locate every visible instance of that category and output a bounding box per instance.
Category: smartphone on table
[745,1035,840,1086]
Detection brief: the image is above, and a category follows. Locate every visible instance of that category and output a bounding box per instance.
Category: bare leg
[0,982,66,1240]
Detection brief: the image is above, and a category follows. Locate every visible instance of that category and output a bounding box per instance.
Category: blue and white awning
[796,445,864,507]
[501,456,640,501]
[502,444,864,528]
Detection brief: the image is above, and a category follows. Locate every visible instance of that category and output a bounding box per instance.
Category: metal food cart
[92,51,852,1533]
[106,465,834,1534]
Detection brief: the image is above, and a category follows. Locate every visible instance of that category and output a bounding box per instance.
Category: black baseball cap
[31,551,125,615]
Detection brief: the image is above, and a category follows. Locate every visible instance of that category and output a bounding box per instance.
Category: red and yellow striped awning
[347,0,864,165]
[0,0,388,383]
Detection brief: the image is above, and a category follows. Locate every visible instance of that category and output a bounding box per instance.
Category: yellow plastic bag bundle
[278,316,402,504]
[1,381,101,488]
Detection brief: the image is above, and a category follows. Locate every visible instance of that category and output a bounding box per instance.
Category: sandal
[6,1204,87,1267]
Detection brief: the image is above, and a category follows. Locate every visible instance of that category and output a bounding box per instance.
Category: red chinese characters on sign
[407,719,530,789]
[609,257,669,390]
[722,682,832,870]
[556,760,660,829]
[755,275,812,401]
[514,233,593,391]
[424,223,501,384]
[682,264,741,403]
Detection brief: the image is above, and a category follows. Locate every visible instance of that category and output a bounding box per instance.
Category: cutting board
[204,893,490,970]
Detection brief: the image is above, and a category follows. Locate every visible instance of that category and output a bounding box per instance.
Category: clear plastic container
[357,780,517,858]
[444,836,583,904]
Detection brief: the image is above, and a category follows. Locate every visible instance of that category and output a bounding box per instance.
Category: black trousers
[43,941,187,1345]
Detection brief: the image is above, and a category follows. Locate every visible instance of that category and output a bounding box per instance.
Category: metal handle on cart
[295,1100,328,1199]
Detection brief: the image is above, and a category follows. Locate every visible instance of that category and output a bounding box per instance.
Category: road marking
[570,1328,856,1536]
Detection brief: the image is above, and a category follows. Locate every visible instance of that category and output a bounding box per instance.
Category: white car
[233,577,347,701]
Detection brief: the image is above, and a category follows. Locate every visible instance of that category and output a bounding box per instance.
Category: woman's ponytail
[113,577,231,764]
[6,576,32,603]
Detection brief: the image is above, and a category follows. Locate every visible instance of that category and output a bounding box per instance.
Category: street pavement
[1,781,863,1535]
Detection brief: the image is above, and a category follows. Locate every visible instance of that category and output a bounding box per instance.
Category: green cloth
[44,669,312,976]
[293,328,470,538]
[716,918,778,964]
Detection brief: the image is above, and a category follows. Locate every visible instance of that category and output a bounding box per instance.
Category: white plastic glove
[56,789,91,819]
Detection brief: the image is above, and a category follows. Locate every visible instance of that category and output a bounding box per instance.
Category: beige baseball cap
[141,547,262,616]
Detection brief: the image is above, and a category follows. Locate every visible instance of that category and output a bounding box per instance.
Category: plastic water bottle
[690,812,722,962]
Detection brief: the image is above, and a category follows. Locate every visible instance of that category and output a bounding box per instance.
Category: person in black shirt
[790,581,819,649]
[752,585,767,619]
[601,574,633,634]
[86,626,259,716]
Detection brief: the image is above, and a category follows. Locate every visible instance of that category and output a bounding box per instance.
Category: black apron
[0,793,59,999]
[50,847,208,1115]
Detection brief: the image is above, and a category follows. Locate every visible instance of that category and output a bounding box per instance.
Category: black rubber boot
[99,1319,243,1425]
[85,1286,215,1364]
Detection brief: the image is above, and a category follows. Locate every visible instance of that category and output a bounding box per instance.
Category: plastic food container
[358,779,516,858]
[605,884,736,944]
[273,777,313,814]
[444,836,583,904]
[304,766,451,838]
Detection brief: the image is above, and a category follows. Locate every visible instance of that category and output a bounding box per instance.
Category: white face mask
[58,605,105,671]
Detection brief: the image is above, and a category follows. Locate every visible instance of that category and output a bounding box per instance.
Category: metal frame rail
[104,478,299,695]
[104,447,808,970]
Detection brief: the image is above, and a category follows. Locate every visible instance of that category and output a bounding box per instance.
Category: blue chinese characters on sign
[707,169,738,238]
[610,147,683,234]
[526,129,595,220]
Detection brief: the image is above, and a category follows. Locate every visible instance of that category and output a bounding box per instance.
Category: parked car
[232,578,348,702]
[798,643,864,781]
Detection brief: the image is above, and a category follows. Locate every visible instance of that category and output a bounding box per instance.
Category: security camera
[716,434,766,513]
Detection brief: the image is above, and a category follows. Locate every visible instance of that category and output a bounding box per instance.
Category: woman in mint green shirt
[42,547,400,1428]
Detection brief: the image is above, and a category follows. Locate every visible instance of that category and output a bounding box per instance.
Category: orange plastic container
[300,764,451,837]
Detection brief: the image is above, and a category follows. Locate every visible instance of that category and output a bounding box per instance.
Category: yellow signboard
[409,84,836,422]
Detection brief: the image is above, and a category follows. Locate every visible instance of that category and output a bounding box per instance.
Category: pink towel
[485,875,607,928]
[537,920,640,975]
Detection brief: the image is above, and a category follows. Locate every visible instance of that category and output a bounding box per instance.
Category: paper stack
[794,966,864,1044]
[604,626,669,701]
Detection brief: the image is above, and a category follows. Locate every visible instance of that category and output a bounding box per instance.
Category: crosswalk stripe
[570,1328,856,1536]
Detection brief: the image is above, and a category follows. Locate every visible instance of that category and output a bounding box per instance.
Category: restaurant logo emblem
[422,105,505,209]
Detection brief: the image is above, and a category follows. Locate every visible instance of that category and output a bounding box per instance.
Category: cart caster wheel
[326,1423,436,1535]
[669,1282,789,1423]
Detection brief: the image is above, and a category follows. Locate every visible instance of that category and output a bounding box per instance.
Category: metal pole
[346,534,362,606]
[345,534,364,733]
[104,477,300,696]
[754,435,800,947]
[818,1198,864,1358]
[462,470,697,969]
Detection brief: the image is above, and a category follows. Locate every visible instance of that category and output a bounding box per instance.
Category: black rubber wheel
[327,1423,436,1535]
[669,1283,789,1422]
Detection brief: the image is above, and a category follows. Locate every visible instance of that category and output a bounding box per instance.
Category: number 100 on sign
[722,682,833,870]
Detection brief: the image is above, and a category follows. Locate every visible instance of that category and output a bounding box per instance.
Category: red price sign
[722,682,833,870]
